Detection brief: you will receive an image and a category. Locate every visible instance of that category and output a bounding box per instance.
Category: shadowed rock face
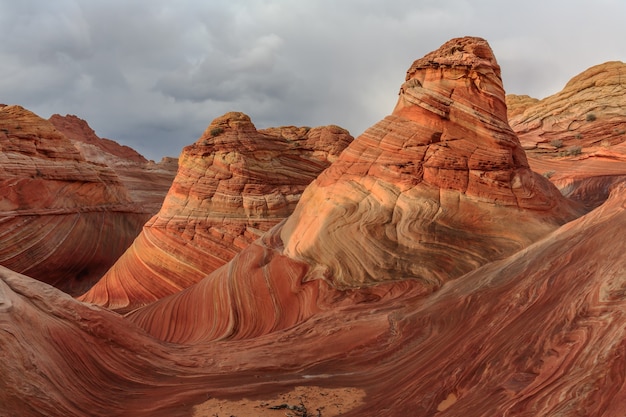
[0,105,148,294]
[79,112,353,311]
[49,113,178,215]
[3,37,626,417]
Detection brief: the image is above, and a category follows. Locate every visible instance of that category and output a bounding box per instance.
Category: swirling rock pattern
[3,37,625,417]
[278,36,582,290]
[80,113,352,311]
[125,37,581,343]
[508,61,626,153]
[0,105,148,294]
[1,175,625,417]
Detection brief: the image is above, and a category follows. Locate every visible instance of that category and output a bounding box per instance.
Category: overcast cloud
[1,0,624,160]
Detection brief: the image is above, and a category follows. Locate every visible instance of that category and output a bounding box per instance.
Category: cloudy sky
[1,0,624,160]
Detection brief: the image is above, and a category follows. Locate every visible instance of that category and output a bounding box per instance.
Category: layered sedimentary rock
[80,113,352,311]
[507,61,626,209]
[49,114,178,214]
[49,114,148,164]
[5,37,626,417]
[126,37,581,343]
[508,61,626,152]
[0,105,148,294]
[2,144,625,417]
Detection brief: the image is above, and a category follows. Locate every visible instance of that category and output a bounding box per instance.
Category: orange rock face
[509,61,626,152]
[49,114,148,164]
[2,160,626,417]
[0,105,148,294]
[80,112,352,311]
[3,37,626,417]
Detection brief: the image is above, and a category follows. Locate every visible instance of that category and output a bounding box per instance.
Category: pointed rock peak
[49,114,99,143]
[406,36,500,77]
[395,36,507,124]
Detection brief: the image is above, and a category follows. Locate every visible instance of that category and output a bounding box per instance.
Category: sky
[1,0,624,161]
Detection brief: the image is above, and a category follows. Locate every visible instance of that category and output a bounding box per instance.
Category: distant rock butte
[80,112,353,311]
[507,61,626,209]
[49,114,148,164]
[126,37,582,344]
[49,113,178,215]
[0,105,148,294]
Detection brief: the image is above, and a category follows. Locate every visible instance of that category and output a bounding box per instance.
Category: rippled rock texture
[507,61,626,209]
[80,112,352,311]
[0,105,148,294]
[2,162,626,417]
[2,37,625,417]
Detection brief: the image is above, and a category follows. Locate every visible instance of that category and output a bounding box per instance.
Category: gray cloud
[0,0,624,160]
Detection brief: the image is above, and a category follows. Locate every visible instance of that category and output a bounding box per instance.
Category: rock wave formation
[0,105,148,294]
[80,112,352,311]
[3,37,625,417]
[2,142,626,417]
[126,37,581,343]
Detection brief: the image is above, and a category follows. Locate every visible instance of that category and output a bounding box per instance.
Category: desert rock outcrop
[2,145,625,417]
[126,37,582,343]
[80,113,352,311]
[3,37,626,417]
[508,61,626,209]
[49,113,178,214]
[0,105,148,294]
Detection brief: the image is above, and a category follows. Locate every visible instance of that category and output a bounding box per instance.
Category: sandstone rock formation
[508,61,626,153]
[2,147,625,417]
[126,36,581,343]
[3,37,625,417]
[507,61,626,209]
[0,105,148,294]
[49,114,148,164]
[80,112,353,311]
[49,113,178,215]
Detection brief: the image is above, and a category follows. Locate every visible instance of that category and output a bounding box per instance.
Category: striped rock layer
[507,61,626,210]
[3,37,624,417]
[80,112,352,311]
[0,105,148,294]
[126,36,581,343]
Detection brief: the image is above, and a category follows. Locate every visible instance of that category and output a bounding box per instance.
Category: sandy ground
[193,386,366,417]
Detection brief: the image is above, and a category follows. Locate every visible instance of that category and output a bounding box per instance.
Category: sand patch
[193,386,366,417]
